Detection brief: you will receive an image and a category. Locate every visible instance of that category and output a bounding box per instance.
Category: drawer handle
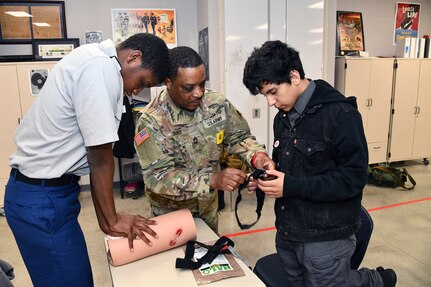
[373,146,381,150]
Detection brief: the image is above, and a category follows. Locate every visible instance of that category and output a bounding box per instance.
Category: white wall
[0,0,198,55]
[64,0,198,49]
[220,0,325,153]
[336,0,431,57]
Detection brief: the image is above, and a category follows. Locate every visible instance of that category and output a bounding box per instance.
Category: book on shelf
[395,38,411,58]
[424,38,430,58]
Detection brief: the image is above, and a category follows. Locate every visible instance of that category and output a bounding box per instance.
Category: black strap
[175,236,234,270]
[235,169,266,230]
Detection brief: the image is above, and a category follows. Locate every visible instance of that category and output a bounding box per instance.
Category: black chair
[254,206,374,286]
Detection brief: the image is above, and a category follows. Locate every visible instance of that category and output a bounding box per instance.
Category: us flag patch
[134,128,150,146]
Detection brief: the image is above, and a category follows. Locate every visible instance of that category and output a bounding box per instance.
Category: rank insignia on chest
[216,130,224,144]
[134,128,150,146]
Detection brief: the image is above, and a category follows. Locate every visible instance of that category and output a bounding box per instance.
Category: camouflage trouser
[149,191,219,233]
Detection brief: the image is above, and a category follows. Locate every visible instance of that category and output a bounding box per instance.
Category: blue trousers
[4,174,93,287]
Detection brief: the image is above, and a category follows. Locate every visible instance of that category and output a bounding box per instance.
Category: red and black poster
[394,2,420,45]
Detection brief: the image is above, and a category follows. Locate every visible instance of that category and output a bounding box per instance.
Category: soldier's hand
[109,213,159,251]
[211,168,247,192]
[254,153,276,170]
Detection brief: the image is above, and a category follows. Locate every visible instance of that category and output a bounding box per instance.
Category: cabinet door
[16,62,56,116]
[344,59,371,137]
[412,59,431,158]
[0,65,20,204]
[367,58,393,143]
[389,59,420,162]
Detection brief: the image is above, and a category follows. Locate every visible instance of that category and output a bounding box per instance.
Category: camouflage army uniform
[134,89,265,232]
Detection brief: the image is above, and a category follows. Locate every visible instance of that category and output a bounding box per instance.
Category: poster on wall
[198,27,209,80]
[393,2,420,45]
[336,11,365,56]
[111,9,177,48]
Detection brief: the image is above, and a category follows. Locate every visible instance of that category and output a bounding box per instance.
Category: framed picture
[393,2,421,45]
[336,11,365,56]
[85,31,103,44]
[198,27,209,80]
[111,8,177,48]
[33,38,79,61]
[0,1,67,43]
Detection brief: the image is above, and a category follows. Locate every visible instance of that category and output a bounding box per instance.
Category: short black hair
[168,46,204,82]
[117,33,169,84]
[243,40,305,95]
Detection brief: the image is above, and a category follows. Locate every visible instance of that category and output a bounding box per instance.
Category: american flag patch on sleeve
[134,128,150,146]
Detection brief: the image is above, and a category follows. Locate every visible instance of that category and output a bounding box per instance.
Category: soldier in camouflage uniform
[134,46,275,232]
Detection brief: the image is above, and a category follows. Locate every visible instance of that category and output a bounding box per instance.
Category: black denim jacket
[272,80,368,243]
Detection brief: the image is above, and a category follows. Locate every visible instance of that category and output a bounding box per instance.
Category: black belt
[10,168,79,187]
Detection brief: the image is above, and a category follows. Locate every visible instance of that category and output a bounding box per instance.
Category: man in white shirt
[4,33,169,287]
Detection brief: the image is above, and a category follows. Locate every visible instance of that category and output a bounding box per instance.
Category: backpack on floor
[367,166,416,190]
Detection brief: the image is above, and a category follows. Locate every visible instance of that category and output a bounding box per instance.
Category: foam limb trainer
[106,209,197,266]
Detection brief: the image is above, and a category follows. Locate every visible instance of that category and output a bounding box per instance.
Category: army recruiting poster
[394,2,420,45]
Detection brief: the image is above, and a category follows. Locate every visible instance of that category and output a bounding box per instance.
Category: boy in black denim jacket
[243,41,396,287]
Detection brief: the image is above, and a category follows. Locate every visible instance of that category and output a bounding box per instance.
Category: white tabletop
[105,218,265,287]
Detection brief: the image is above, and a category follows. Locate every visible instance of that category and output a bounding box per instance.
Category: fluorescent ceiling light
[5,11,33,17]
[33,22,51,27]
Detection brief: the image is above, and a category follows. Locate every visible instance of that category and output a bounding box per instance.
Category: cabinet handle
[417,106,421,115]
[18,118,21,124]
[370,98,373,107]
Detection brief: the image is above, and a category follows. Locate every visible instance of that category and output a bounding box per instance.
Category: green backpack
[367,166,416,190]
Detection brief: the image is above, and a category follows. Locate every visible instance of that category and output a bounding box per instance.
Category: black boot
[377,266,397,287]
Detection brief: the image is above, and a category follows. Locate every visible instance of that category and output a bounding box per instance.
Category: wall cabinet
[0,61,56,205]
[389,59,431,162]
[335,57,394,164]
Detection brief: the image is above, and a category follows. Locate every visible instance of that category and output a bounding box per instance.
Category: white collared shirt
[10,39,124,177]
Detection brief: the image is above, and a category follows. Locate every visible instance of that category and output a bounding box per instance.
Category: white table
[105,218,265,287]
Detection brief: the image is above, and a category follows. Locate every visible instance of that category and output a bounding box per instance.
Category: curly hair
[168,46,204,81]
[117,33,169,84]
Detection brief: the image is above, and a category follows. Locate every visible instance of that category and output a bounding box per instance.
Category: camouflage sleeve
[222,99,266,166]
[134,113,212,199]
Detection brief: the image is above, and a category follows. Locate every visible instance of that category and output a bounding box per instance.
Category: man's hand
[210,168,247,191]
[108,214,159,251]
[87,144,159,251]
[254,153,276,170]
[256,169,285,198]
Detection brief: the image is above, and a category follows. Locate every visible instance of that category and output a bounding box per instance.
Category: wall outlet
[252,108,260,119]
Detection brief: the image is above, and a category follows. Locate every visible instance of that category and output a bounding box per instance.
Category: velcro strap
[175,236,234,270]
